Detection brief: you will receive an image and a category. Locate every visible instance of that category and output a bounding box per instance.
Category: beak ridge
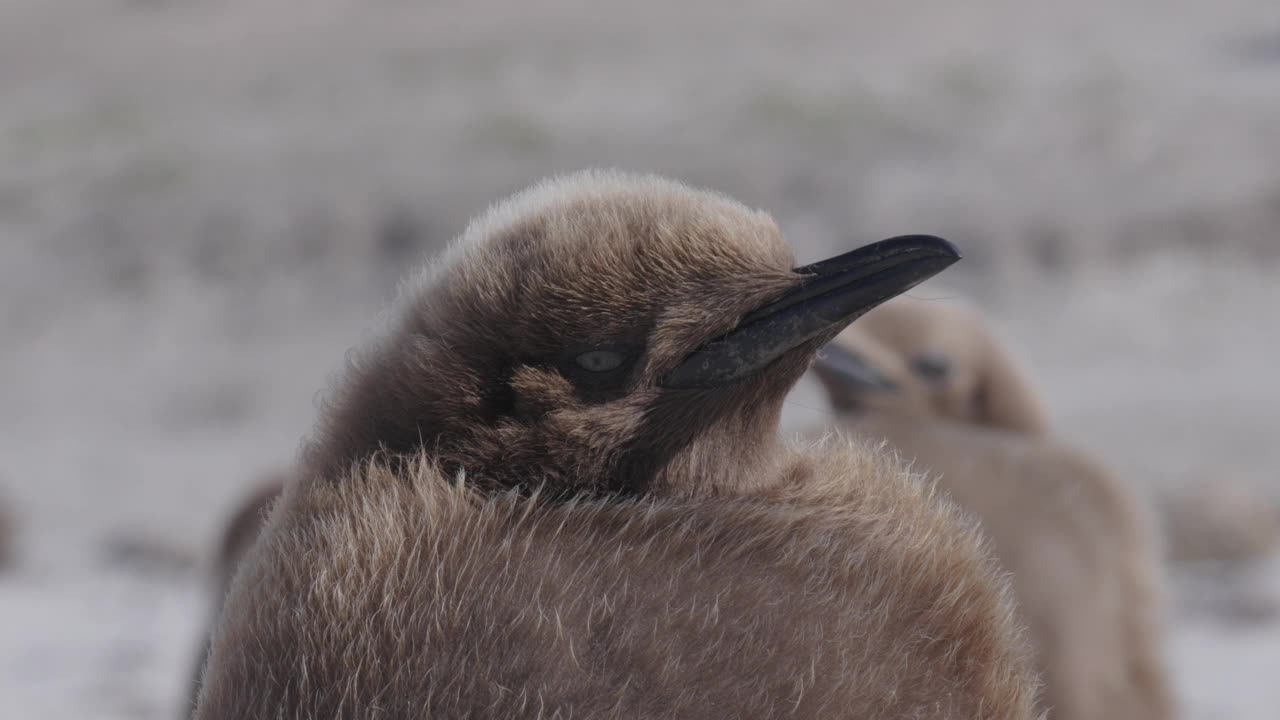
[662,235,959,389]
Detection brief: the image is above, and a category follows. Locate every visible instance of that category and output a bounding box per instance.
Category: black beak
[812,342,900,394]
[662,235,960,389]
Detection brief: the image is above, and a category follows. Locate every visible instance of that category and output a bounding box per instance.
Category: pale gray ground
[2,1,1279,718]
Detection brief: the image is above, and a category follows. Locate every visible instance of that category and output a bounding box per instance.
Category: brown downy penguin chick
[852,295,1051,434]
[812,337,1175,720]
[1158,480,1280,566]
[182,475,287,719]
[836,298,1277,576]
[196,171,1040,720]
[210,479,287,593]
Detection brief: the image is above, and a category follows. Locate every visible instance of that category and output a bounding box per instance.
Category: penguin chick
[812,342,1175,720]
[211,477,287,593]
[850,296,1051,434]
[182,475,286,719]
[196,171,1039,720]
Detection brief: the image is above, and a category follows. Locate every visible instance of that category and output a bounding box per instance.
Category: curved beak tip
[916,235,962,268]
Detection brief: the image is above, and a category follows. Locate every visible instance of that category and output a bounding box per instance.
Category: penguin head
[307,171,958,496]
[811,326,936,417]
[836,297,1049,434]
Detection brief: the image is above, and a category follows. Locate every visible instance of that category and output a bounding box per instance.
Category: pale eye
[575,349,626,373]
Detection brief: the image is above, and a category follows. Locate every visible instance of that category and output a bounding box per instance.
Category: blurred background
[1,1,1278,718]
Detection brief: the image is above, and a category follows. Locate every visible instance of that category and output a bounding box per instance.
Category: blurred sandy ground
[1,1,1279,718]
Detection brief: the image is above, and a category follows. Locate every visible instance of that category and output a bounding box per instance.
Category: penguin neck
[645,415,790,499]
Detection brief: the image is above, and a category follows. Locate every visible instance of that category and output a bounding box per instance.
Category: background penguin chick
[182,474,286,720]
[205,477,288,595]
[810,337,1175,720]
[852,295,1051,434]
[196,171,1038,719]
[197,447,1039,720]
[1158,480,1280,566]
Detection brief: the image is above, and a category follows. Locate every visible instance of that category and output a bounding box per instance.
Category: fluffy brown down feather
[200,447,1036,719]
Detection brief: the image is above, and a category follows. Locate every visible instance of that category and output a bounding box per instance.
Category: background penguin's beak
[662,235,960,389]
[812,342,900,394]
